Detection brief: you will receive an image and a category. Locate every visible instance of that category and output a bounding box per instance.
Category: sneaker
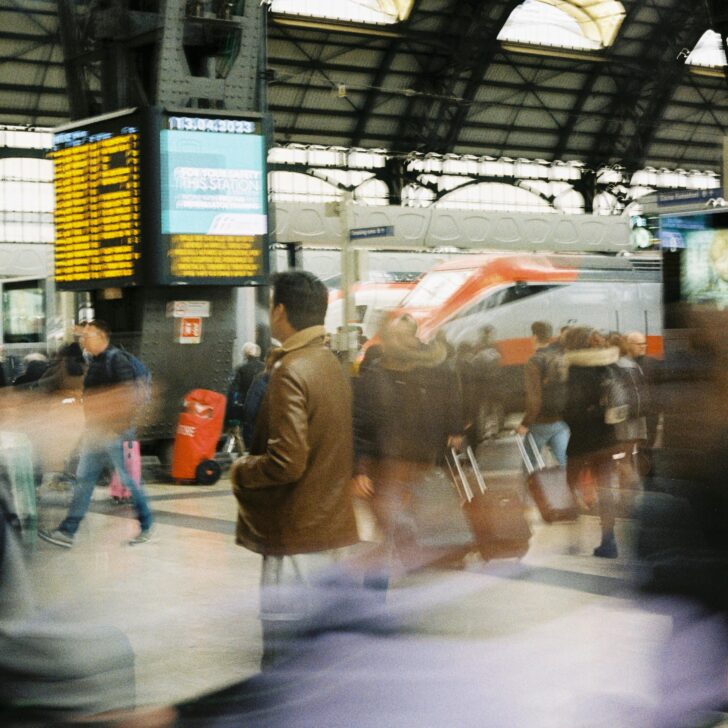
[38,528,74,548]
[128,528,155,546]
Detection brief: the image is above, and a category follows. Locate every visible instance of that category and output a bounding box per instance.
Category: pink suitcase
[109,441,141,503]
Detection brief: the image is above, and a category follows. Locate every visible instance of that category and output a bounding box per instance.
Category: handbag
[446,447,530,560]
[517,434,578,523]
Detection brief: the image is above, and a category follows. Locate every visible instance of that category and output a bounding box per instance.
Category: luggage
[0,431,38,545]
[517,434,578,523]
[108,440,141,503]
[446,446,530,560]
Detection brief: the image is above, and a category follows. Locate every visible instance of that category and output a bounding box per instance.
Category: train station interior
[1,1,728,726]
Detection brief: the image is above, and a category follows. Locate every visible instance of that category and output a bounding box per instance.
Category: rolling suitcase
[108,440,141,503]
[517,434,578,523]
[446,446,530,560]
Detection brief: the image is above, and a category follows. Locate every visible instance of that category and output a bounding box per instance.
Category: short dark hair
[86,320,111,339]
[531,321,552,343]
[270,271,328,331]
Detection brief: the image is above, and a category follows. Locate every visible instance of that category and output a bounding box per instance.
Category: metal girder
[587,1,711,172]
[435,0,522,153]
[349,38,402,147]
[552,1,642,161]
[391,0,521,154]
[0,147,48,159]
[56,0,91,119]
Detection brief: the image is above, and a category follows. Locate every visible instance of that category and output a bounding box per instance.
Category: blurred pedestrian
[353,314,464,580]
[563,326,621,558]
[625,331,661,468]
[12,353,48,389]
[516,321,570,467]
[38,321,154,548]
[34,342,87,485]
[231,271,358,668]
[226,342,264,425]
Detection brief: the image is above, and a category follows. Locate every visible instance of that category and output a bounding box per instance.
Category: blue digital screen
[160,127,267,236]
[156,113,269,285]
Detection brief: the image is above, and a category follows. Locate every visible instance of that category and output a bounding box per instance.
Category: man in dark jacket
[226,342,264,426]
[231,272,358,667]
[38,321,153,548]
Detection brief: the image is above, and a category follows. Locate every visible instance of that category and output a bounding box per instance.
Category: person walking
[231,272,358,668]
[516,321,570,467]
[562,327,620,558]
[38,321,154,548]
[353,315,464,580]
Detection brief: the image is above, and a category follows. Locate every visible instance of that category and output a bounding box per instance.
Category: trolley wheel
[196,459,221,485]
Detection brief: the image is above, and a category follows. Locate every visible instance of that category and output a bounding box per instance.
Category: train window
[452,284,560,321]
[2,280,44,344]
[403,269,474,308]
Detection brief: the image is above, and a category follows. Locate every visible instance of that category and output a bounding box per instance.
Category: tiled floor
[13,448,725,725]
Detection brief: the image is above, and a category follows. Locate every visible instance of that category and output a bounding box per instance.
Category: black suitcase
[446,447,530,561]
[517,434,578,523]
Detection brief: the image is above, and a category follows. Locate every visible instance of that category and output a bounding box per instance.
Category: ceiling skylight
[499,0,625,51]
[270,0,414,25]
[687,30,727,68]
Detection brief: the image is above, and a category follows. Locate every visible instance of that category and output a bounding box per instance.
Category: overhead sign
[166,300,211,318]
[51,110,143,290]
[51,108,270,291]
[157,111,269,285]
[657,188,724,207]
[349,225,394,241]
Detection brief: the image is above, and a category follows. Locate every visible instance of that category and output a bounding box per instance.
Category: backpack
[532,346,568,418]
[601,362,643,424]
[107,347,152,406]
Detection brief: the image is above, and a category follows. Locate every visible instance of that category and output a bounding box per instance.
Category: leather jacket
[231,326,358,556]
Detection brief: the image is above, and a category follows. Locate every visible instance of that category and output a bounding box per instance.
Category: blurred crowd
[1,271,727,727]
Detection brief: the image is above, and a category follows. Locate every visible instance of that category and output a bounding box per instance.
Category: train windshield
[403,269,473,308]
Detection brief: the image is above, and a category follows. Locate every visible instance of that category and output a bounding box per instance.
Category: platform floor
[21,448,728,725]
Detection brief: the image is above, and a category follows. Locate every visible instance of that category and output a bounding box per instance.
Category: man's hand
[352,474,374,499]
[516,424,528,436]
[447,435,464,451]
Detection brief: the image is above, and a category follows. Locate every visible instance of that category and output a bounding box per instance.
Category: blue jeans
[528,421,570,468]
[59,432,153,537]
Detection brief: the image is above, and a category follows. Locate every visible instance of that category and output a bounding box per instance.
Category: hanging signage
[166,300,211,318]
[51,109,143,290]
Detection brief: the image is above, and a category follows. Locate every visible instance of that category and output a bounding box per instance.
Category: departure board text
[52,128,142,288]
[168,235,264,279]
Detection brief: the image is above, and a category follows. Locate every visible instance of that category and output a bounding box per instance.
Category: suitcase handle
[516,434,547,473]
[446,446,487,503]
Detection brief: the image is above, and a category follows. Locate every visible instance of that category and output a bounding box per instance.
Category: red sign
[177,317,202,344]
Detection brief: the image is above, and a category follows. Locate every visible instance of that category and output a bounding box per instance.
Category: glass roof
[687,30,727,68]
[499,0,625,51]
[270,0,414,25]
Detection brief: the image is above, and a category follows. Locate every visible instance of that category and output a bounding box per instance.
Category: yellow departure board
[51,116,142,290]
[169,235,264,279]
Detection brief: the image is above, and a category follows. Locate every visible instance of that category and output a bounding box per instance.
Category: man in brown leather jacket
[231,271,358,667]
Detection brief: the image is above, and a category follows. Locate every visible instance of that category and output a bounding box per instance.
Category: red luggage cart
[171,389,227,484]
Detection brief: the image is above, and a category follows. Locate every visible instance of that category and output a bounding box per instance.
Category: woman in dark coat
[353,315,464,571]
[563,327,621,558]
